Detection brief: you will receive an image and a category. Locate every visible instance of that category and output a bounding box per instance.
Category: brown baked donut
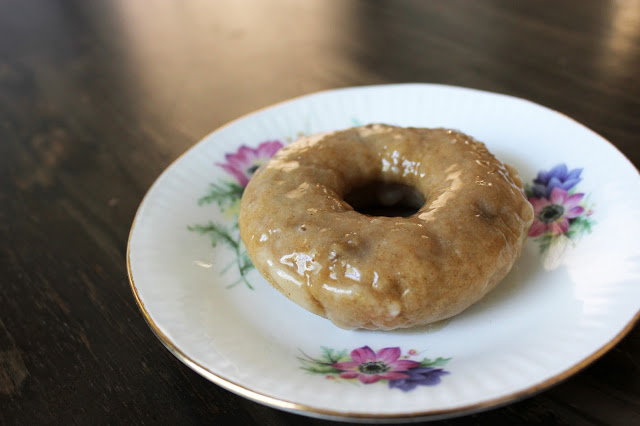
[239,124,533,330]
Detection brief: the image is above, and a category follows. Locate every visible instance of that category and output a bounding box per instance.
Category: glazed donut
[239,124,533,330]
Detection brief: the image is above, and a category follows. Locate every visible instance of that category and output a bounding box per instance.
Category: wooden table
[2,1,638,424]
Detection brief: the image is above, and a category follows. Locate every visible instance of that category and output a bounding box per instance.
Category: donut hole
[344,181,426,218]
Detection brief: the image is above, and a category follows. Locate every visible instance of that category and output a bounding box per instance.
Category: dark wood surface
[1,1,639,424]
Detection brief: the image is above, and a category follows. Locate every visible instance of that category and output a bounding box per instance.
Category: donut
[239,124,533,330]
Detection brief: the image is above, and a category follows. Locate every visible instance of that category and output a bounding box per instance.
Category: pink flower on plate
[216,140,283,187]
[529,187,585,237]
[332,346,420,384]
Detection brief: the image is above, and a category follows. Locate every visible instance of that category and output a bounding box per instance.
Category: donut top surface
[239,124,534,330]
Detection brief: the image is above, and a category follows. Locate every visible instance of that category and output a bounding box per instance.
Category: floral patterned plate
[127,84,640,422]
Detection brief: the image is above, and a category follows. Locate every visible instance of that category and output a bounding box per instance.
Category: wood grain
[1,0,638,424]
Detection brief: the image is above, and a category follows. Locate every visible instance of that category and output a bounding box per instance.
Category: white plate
[127,84,640,422]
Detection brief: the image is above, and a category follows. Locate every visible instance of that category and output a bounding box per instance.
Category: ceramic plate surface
[127,84,640,422]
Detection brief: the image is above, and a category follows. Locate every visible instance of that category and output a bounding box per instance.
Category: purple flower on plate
[216,140,283,187]
[332,346,420,384]
[524,162,595,264]
[531,163,582,198]
[388,367,450,392]
[528,187,585,237]
[299,345,451,391]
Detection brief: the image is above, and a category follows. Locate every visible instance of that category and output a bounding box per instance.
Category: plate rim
[126,83,640,421]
